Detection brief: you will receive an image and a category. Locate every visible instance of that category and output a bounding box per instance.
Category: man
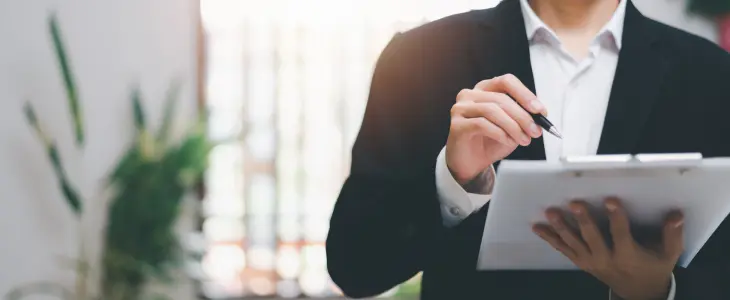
[326,0,730,298]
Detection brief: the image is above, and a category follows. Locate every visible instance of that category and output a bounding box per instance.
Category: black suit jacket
[326,0,730,299]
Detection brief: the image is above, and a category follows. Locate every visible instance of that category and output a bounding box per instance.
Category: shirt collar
[519,0,627,50]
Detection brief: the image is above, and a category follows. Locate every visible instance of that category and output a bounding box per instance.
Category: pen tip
[548,127,563,139]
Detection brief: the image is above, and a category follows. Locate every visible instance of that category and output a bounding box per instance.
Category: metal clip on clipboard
[558,153,703,178]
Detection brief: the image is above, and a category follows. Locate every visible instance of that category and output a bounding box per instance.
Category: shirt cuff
[608,273,675,300]
[434,147,494,227]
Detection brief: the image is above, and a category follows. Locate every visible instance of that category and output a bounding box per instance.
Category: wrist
[462,170,488,192]
[448,167,478,186]
[449,166,494,194]
[645,274,672,300]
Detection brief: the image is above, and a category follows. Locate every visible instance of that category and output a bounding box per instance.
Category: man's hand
[533,197,684,300]
[445,74,546,185]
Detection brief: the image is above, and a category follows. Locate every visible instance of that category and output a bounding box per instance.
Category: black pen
[532,112,562,139]
[510,95,562,139]
[508,95,562,139]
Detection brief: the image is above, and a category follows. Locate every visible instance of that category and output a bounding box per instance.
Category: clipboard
[477,153,730,270]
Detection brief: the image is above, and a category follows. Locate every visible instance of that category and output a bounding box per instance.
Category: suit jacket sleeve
[673,45,730,300]
[325,31,450,298]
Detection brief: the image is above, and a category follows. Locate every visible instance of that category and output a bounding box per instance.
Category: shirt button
[449,207,461,216]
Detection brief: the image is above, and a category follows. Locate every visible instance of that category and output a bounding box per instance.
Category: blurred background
[0,0,722,299]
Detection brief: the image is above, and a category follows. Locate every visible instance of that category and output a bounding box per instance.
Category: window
[198,0,498,297]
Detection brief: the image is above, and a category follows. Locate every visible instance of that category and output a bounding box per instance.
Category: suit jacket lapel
[473,0,546,161]
[597,1,670,155]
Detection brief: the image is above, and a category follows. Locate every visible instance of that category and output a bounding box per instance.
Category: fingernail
[530,100,544,112]
[605,202,617,212]
[674,220,684,229]
[572,206,582,214]
[529,123,541,137]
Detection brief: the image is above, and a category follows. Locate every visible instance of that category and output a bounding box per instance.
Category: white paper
[477,157,730,270]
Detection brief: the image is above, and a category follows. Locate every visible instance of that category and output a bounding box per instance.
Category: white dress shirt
[434,1,676,298]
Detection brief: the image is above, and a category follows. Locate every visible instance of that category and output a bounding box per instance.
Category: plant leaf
[157,79,181,144]
[23,103,39,128]
[49,145,83,216]
[24,102,83,216]
[132,87,146,133]
[49,13,84,148]
[108,147,142,185]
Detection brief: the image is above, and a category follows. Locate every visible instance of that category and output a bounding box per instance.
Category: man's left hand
[533,197,684,300]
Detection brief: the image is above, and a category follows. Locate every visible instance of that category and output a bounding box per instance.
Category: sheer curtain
[198,0,499,298]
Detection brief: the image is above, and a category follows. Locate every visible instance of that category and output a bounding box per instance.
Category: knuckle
[450,114,465,125]
[494,75,508,86]
[502,73,517,84]
[450,102,466,116]
[475,79,490,90]
[456,89,472,102]
[449,118,466,133]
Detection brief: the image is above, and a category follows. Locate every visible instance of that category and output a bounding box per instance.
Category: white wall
[635,0,718,42]
[0,0,198,298]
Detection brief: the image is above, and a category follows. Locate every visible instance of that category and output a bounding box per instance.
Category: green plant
[687,0,730,17]
[101,85,210,300]
[8,12,211,300]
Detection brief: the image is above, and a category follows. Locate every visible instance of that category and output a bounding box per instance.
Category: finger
[569,201,609,258]
[452,102,531,146]
[452,116,514,146]
[455,90,542,139]
[662,210,684,261]
[545,208,590,257]
[606,197,636,251]
[474,74,547,115]
[483,92,542,138]
[533,224,577,260]
[467,118,517,145]
[455,88,477,103]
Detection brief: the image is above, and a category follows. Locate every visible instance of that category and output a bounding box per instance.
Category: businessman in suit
[326,0,730,299]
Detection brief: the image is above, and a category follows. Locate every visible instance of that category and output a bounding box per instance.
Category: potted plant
[687,0,730,50]
[6,13,211,300]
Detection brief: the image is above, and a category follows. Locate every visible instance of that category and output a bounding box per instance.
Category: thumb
[662,210,684,262]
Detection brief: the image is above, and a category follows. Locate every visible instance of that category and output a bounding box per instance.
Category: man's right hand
[445,74,547,185]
